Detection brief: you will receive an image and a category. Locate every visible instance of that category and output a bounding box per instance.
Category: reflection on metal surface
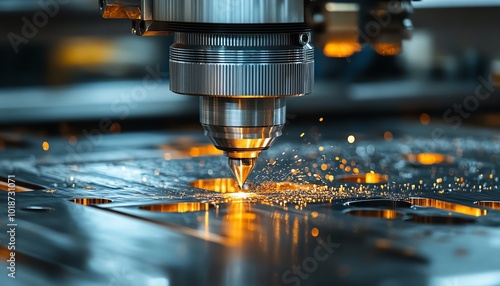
[374,239,428,264]
[337,173,389,184]
[258,181,322,191]
[188,145,224,157]
[226,192,256,200]
[404,153,454,165]
[405,215,476,225]
[21,206,54,212]
[0,178,38,192]
[344,199,411,208]
[140,202,214,213]
[409,198,487,217]
[190,178,242,193]
[160,139,224,159]
[344,209,404,219]
[223,202,259,245]
[474,201,500,210]
[71,198,113,205]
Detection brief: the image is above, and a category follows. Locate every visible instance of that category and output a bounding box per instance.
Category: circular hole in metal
[337,173,389,184]
[474,201,500,210]
[190,178,242,193]
[405,215,475,225]
[139,202,214,213]
[21,206,54,212]
[71,198,112,206]
[344,209,404,219]
[344,199,411,208]
[410,197,487,217]
[403,153,454,166]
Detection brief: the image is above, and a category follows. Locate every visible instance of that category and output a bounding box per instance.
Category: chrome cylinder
[200,97,285,159]
[153,0,304,23]
[170,32,314,97]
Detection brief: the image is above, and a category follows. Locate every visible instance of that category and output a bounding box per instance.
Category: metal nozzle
[228,157,257,188]
[200,97,287,186]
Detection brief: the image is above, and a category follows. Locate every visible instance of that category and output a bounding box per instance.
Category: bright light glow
[311,228,319,237]
[347,135,355,144]
[42,141,50,151]
[373,43,401,56]
[228,192,253,199]
[323,42,361,58]
[325,3,359,12]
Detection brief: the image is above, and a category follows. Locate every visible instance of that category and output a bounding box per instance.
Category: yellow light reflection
[474,201,500,210]
[140,202,213,213]
[404,153,454,165]
[337,173,389,184]
[227,192,254,200]
[223,202,258,245]
[190,178,241,193]
[188,145,223,157]
[55,38,115,67]
[347,135,356,144]
[42,141,50,151]
[0,181,34,192]
[372,42,401,56]
[292,217,299,245]
[409,197,487,217]
[71,198,112,206]
[344,209,403,219]
[159,141,223,159]
[323,41,361,58]
[311,227,319,237]
[258,181,321,192]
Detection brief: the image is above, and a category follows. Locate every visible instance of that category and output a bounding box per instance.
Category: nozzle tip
[228,158,256,188]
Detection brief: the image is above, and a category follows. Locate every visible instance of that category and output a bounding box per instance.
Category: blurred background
[0,0,500,130]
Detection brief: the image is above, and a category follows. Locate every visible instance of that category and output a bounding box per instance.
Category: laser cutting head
[169,17,314,186]
[100,0,314,187]
[200,97,289,187]
[99,0,413,187]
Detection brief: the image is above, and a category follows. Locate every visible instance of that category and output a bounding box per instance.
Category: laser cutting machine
[99,0,412,187]
[1,1,500,286]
